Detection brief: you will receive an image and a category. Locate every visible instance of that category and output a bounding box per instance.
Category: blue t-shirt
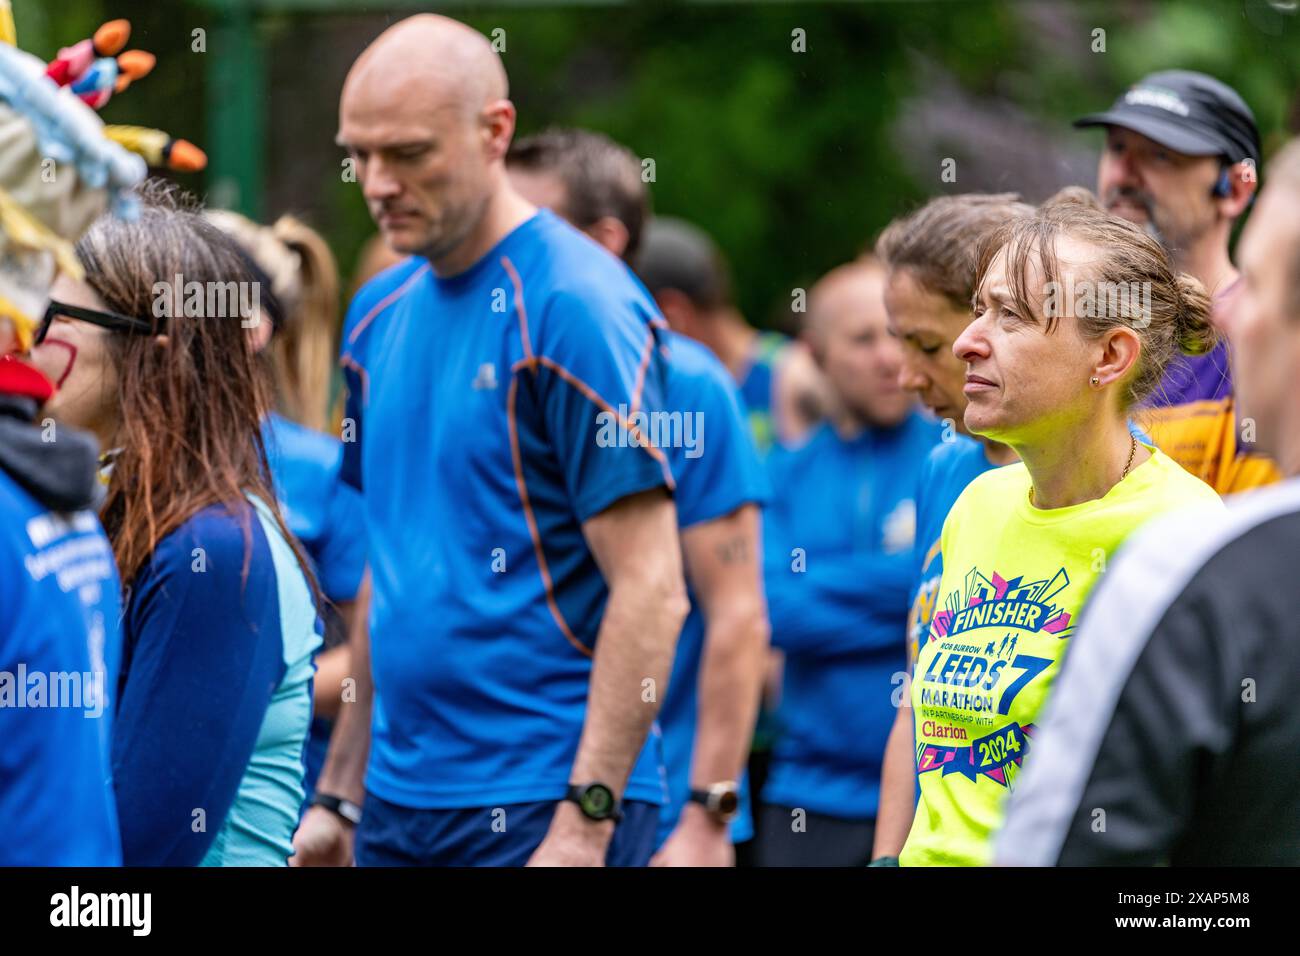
[653,331,770,847]
[762,412,941,819]
[340,210,674,808]
[111,498,322,865]
[262,412,366,605]
[0,469,122,866]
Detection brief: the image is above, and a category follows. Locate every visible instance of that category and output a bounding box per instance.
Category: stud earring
[1090,376,1100,386]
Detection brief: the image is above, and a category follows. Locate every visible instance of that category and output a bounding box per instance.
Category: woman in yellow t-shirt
[901,191,1224,867]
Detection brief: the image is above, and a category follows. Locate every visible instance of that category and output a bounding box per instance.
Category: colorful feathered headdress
[0,8,206,355]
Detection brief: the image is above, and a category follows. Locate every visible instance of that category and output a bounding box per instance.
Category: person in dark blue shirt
[756,258,941,866]
[29,186,323,866]
[296,17,688,868]
[507,128,771,866]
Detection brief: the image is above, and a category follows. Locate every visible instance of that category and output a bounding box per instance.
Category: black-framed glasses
[35,300,157,346]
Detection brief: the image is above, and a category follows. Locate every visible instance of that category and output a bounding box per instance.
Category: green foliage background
[15,0,1300,326]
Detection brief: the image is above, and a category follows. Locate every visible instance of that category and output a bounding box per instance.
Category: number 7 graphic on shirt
[997,655,1052,715]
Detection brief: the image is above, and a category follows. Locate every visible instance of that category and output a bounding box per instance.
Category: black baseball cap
[1074,70,1260,167]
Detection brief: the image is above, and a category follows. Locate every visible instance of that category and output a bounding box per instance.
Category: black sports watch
[688,781,740,824]
[311,792,362,827]
[565,783,623,822]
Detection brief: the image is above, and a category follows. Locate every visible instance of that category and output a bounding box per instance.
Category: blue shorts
[355,792,660,866]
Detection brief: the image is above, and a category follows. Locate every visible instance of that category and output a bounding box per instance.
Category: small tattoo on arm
[716,535,751,565]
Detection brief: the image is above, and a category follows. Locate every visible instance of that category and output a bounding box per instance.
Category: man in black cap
[1075,70,1278,494]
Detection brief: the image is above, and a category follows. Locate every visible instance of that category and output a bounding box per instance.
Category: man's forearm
[873,702,918,858]
[314,573,372,806]
[690,605,767,788]
[569,576,687,794]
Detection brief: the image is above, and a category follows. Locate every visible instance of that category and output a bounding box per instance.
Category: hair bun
[1040,186,1104,213]
[1172,272,1218,356]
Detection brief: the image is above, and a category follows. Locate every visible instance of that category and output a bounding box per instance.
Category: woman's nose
[952,315,987,361]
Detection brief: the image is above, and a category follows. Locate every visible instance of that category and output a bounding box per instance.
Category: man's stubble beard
[1106,186,1172,250]
[414,190,494,264]
[1149,201,1218,272]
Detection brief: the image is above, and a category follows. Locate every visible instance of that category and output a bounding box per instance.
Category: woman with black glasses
[29,182,323,866]
[31,299,154,471]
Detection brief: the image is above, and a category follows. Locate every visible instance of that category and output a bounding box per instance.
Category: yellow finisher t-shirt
[900,445,1222,867]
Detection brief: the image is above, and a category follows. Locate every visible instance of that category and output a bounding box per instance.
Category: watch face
[580,785,614,818]
[715,789,740,817]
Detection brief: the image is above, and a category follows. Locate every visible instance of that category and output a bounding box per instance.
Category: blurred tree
[14,0,1300,328]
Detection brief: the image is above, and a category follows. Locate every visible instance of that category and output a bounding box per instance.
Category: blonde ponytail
[269,215,339,432]
[205,209,341,432]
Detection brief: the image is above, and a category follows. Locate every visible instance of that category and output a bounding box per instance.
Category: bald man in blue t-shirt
[295,14,688,867]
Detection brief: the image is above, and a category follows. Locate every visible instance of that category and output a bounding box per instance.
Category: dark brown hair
[971,187,1218,409]
[875,193,1035,308]
[507,127,650,262]
[79,180,318,598]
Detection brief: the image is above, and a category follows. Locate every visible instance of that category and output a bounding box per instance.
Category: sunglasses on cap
[34,299,158,346]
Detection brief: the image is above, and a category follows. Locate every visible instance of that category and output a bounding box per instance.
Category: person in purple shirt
[1076,69,1278,493]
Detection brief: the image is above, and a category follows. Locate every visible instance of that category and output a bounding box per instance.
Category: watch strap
[312,792,362,826]
[688,782,740,822]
